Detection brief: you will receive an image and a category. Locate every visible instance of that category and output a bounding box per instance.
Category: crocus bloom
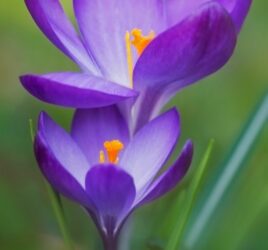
[20,0,251,130]
[35,106,193,249]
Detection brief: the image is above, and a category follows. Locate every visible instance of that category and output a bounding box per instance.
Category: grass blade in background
[184,93,268,249]
[29,119,74,250]
[45,183,75,250]
[165,139,215,250]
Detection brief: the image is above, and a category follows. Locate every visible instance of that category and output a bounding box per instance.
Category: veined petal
[20,72,138,108]
[165,0,251,33]
[133,2,236,130]
[137,140,193,206]
[120,108,180,193]
[85,165,136,233]
[73,0,167,86]
[217,0,252,32]
[71,106,130,165]
[35,111,91,207]
[25,0,98,73]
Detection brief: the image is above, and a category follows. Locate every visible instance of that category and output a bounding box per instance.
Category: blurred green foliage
[0,1,267,249]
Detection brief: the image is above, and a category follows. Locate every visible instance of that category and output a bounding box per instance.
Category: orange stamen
[125,28,155,88]
[131,29,155,55]
[99,150,105,163]
[99,140,124,164]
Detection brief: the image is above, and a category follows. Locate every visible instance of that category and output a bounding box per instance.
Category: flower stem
[104,236,118,250]
[103,218,119,250]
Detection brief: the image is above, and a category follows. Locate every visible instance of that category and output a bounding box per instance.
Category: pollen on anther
[131,28,155,55]
[99,140,124,164]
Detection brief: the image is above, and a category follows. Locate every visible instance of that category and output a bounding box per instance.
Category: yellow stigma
[131,29,155,55]
[99,140,124,164]
[99,150,105,163]
[125,31,134,88]
[125,28,155,88]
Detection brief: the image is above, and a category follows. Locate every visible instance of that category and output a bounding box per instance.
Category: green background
[0,1,267,249]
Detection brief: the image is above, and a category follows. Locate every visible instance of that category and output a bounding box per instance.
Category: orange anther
[99,140,124,164]
[131,29,155,55]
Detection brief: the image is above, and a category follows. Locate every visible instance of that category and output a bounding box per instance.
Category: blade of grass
[29,118,35,142]
[165,139,215,250]
[29,119,74,250]
[45,183,74,250]
[184,93,268,248]
[229,189,268,250]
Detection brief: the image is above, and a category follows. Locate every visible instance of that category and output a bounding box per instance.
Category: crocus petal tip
[165,107,180,124]
[185,139,194,154]
[37,110,51,130]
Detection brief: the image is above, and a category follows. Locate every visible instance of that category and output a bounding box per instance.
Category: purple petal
[85,164,136,232]
[133,2,237,130]
[164,0,208,27]
[120,108,180,193]
[20,72,138,108]
[217,0,252,32]
[35,111,91,207]
[73,0,167,86]
[71,105,130,165]
[165,0,251,33]
[25,0,98,73]
[138,140,193,206]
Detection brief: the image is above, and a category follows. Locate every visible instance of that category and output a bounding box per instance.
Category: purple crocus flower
[20,0,251,130]
[35,105,193,249]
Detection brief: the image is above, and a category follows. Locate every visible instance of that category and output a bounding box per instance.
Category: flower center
[99,140,124,164]
[125,28,155,88]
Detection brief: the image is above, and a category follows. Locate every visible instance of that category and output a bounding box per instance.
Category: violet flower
[20,0,251,130]
[35,106,193,249]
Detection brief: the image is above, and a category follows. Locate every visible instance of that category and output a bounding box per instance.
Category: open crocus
[34,106,193,250]
[20,0,251,129]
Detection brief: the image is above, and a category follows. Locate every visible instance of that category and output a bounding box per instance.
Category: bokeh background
[0,1,267,249]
